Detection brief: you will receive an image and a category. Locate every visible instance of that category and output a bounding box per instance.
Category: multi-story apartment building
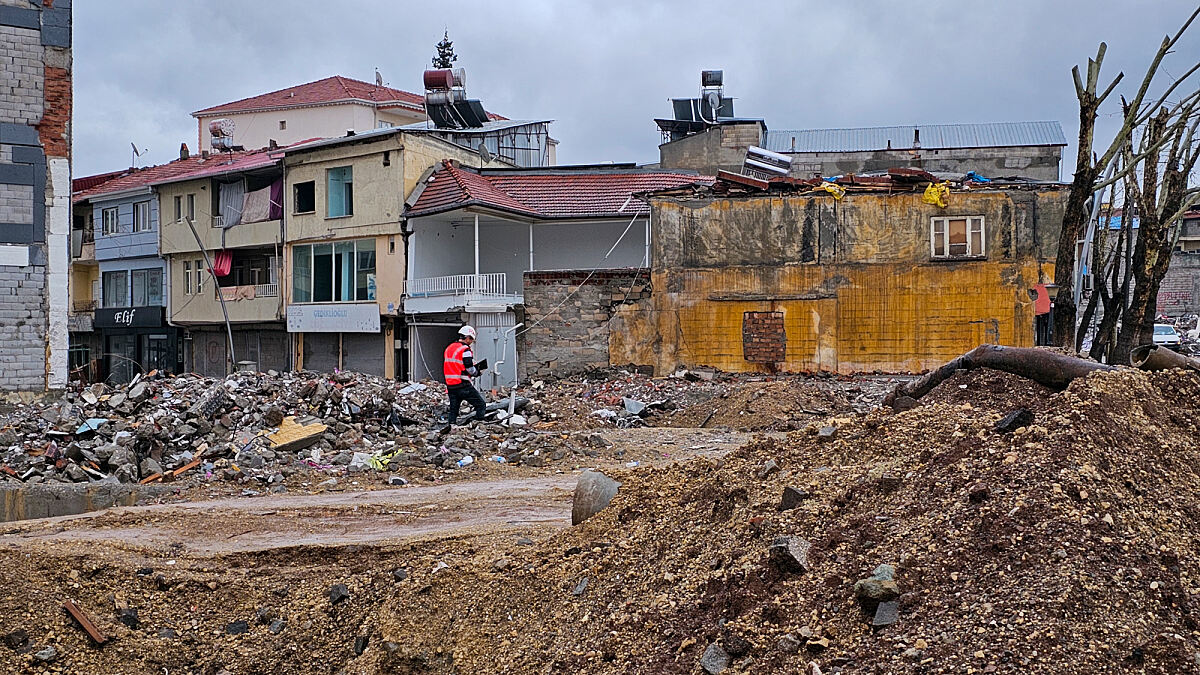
[156,147,289,375]
[72,158,209,383]
[281,127,494,377]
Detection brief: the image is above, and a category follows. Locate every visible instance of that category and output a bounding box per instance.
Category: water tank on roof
[423,69,455,90]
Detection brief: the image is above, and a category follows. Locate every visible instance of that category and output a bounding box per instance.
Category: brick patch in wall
[36,65,69,157]
[743,311,786,363]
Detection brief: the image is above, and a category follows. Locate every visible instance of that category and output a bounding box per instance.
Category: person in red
[443,325,487,425]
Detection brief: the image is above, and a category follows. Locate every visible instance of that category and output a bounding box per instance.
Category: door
[106,334,137,384]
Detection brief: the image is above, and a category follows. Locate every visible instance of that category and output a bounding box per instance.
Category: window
[173,196,183,223]
[293,181,315,214]
[131,268,162,306]
[186,194,195,221]
[931,216,985,258]
[133,201,152,233]
[101,207,119,235]
[326,166,353,218]
[279,120,287,130]
[292,239,376,303]
[195,259,205,295]
[103,270,128,307]
[184,261,192,294]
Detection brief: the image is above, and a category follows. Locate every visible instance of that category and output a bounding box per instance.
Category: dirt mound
[361,368,1200,673]
[663,378,865,431]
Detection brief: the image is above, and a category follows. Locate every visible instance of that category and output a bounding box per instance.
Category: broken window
[931,216,985,258]
[294,181,315,214]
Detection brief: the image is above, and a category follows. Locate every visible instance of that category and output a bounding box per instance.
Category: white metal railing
[402,273,506,298]
[255,283,279,298]
[212,215,224,228]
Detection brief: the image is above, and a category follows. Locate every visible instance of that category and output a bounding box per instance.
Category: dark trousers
[447,383,487,424]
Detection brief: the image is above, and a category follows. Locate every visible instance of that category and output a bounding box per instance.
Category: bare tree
[1052,8,1200,348]
[1111,96,1200,361]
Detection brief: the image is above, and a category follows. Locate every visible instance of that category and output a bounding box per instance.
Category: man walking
[443,325,487,425]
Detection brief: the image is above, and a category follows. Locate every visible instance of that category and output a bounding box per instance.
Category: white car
[1153,324,1182,349]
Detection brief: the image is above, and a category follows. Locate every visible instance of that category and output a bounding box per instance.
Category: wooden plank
[63,599,108,645]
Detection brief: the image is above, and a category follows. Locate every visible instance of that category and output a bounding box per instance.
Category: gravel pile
[365,367,1200,674]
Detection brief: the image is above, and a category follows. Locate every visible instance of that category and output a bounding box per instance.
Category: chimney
[345,129,356,137]
[179,143,190,160]
[790,136,796,152]
[913,129,921,148]
[201,150,209,159]
[268,139,278,150]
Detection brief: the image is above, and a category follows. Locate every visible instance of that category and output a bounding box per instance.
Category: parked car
[1153,323,1182,350]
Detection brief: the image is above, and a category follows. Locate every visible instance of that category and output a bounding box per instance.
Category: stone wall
[0,1,71,395]
[518,270,649,380]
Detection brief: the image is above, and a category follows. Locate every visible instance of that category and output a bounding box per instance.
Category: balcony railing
[215,283,279,301]
[72,300,98,313]
[402,273,506,298]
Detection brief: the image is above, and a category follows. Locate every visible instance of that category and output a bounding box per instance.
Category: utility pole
[183,217,237,374]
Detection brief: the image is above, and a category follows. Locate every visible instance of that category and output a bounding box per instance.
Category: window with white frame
[102,270,128,307]
[291,239,376,303]
[173,196,183,223]
[133,200,152,232]
[195,258,205,294]
[101,207,119,235]
[186,193,196,221]
[184,261,192,294]
[931,216,985,258]
[131,268,163,306]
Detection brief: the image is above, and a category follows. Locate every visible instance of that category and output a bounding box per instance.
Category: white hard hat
[458,325,477,339]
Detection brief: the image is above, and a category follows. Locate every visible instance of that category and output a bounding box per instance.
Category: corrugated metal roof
[764,121,1067,153]
[399,119,552,134]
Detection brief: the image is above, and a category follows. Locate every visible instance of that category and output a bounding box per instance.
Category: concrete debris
[768,536,812,573]
[700,642,731,673]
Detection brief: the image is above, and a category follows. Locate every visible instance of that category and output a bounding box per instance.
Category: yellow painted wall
[70,263,99,308]
[158,178,282,255]
[622,188,1066,374]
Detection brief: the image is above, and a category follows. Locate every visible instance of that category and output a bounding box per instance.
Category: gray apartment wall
[0,2,71,395]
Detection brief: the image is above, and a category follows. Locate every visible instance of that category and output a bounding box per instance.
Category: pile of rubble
[365,366,1200,673]
[0,368,781,487]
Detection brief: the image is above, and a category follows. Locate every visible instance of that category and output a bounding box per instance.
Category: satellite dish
[375,69,384,87]
[477,142,492,165]
[706,91,721,118]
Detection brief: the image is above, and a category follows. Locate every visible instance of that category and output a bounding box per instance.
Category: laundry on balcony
[212,250,232,276]
[242,179,283,223]
[218,179,245,228]
[218,285,257,301]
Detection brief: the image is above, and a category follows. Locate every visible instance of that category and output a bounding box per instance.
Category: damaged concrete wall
[1158,253,1200,317]
[630,188,1065,374]
[784,146,1062,182]
[0,1,71,395]
[519,270,649,380]
[658,123,763,176]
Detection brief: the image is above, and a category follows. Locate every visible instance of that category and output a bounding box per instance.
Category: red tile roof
[192,76,425,116]
[72,170,126,194]
[408,161,709,220]
[72,147,285,203]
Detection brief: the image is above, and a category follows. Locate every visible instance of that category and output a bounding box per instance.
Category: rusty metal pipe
[884,344,1116,409]
[1130,344,1200,372]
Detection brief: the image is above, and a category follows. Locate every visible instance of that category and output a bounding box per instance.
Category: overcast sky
[74,1,1200,178]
